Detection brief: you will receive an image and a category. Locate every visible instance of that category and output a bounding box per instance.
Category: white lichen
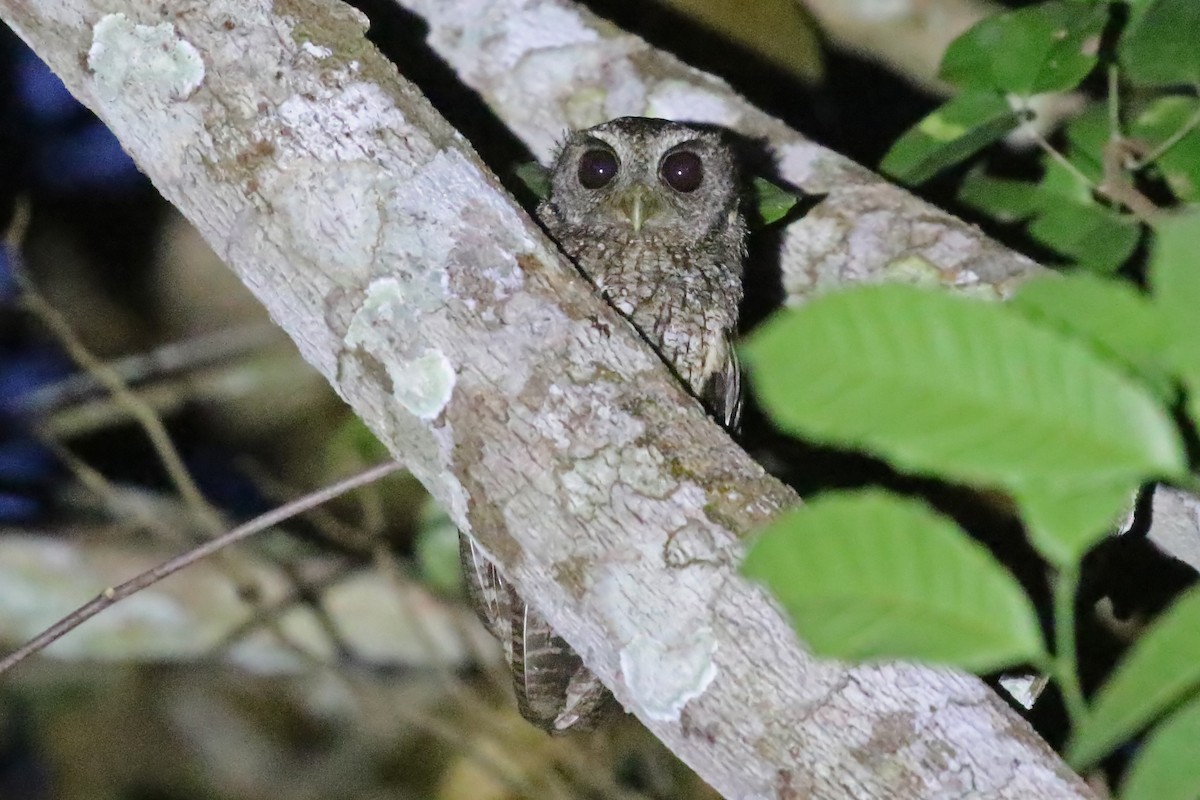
[390,350,457,421]
[301,41,333,59]
[88,13,205,103]
[345,278,456,420]
[620,629,719,721]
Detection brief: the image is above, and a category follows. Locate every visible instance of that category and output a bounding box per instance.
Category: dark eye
[578,148,619,189]
[660,150,704,193]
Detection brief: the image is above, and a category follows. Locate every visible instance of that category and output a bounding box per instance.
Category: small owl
[460,117,748,731]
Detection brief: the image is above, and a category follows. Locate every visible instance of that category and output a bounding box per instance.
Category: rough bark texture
[0,0,1098,798]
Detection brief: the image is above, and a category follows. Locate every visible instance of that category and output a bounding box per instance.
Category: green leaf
[1149,211,1200,432]
[742,284,1185,564]
[958,169,1042,222]
[416,499,463,596]
[1011,272,1175,397]
[881,92,1021,184]
[1070,587,1200,768]
[752,177,800,226]
[741,490,1046,671]
[1064,104,1111,183]
[939,1,1108,95]
[1133,97,1200,202]
[1150,211,1200,361]
[514,161,551,199]
[1028,201,1141,274]
[1120,0,1200,88]
[1010,479,1135,566]
[1124,0,1159,25]
[1038,155,1094,205]
[1120,694,1200,800]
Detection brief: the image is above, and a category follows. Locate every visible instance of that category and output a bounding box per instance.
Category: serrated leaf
[1028,202,1141,274]
[1133,97,1200,202]
[958,169,1042,222]
[1011,273,1175,397]
[881,92,1020,184]
[514,161,550,200]
[752,177,800,226]
[939,1,1108,95]
[742,490,1046,671]
[1120,694,1200,800]
[742,284,1185,560]
[1120,0,1200,88]
[1070,587,1200,768]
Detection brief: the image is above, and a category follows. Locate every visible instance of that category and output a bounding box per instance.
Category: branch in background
[0,460,493,674]
[798,0,997,94]
[0,0,1097,797]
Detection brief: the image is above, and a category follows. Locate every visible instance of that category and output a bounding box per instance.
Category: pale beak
[616,184,659,233]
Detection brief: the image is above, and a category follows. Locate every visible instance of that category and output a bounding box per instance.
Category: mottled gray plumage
[461,117,748,731]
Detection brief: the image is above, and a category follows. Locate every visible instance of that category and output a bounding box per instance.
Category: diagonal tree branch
[0,0,1094,797]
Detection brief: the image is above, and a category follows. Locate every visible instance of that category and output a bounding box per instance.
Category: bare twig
[0,459,404,677]
[14,269,228,536]
[22,321,282,414]
[1132,86,1200,170]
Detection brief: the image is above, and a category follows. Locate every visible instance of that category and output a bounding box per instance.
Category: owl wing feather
[701,332,743,432]
[459,533,610,731]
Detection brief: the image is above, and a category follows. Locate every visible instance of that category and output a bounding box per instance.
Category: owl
[460,117,748,731]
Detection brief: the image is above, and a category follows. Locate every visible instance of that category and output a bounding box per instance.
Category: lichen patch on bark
[88,13,205,103]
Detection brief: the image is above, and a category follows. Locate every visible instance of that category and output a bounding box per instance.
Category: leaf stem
[1054,566,1088,729]
[1133,89,1200,170]
[1027,127,1096,191]
[1107,64,1122,140]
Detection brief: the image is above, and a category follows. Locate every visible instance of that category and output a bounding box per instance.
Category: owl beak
[616,185,659,233]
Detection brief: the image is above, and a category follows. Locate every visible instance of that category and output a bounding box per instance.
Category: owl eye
[577,148,619,189]
[660,150,704,193]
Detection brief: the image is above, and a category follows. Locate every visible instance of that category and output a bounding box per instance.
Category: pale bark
[0,0,1098,798]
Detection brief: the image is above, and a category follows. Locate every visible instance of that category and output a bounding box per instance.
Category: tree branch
[0,0,1095,797]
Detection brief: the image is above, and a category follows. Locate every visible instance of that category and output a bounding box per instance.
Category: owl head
[544,117,743,243]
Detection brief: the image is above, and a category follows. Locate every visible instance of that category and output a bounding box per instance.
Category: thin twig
[1106,64,1122,141]
[14,270,227,537]
[22,321,282,414]
[1133,90,1200,170]
[1024,110,1160,223]
[1054,566,1088,729]
[41,437,193,544]
[1027,126,1097,191]
[0,459,405,677]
